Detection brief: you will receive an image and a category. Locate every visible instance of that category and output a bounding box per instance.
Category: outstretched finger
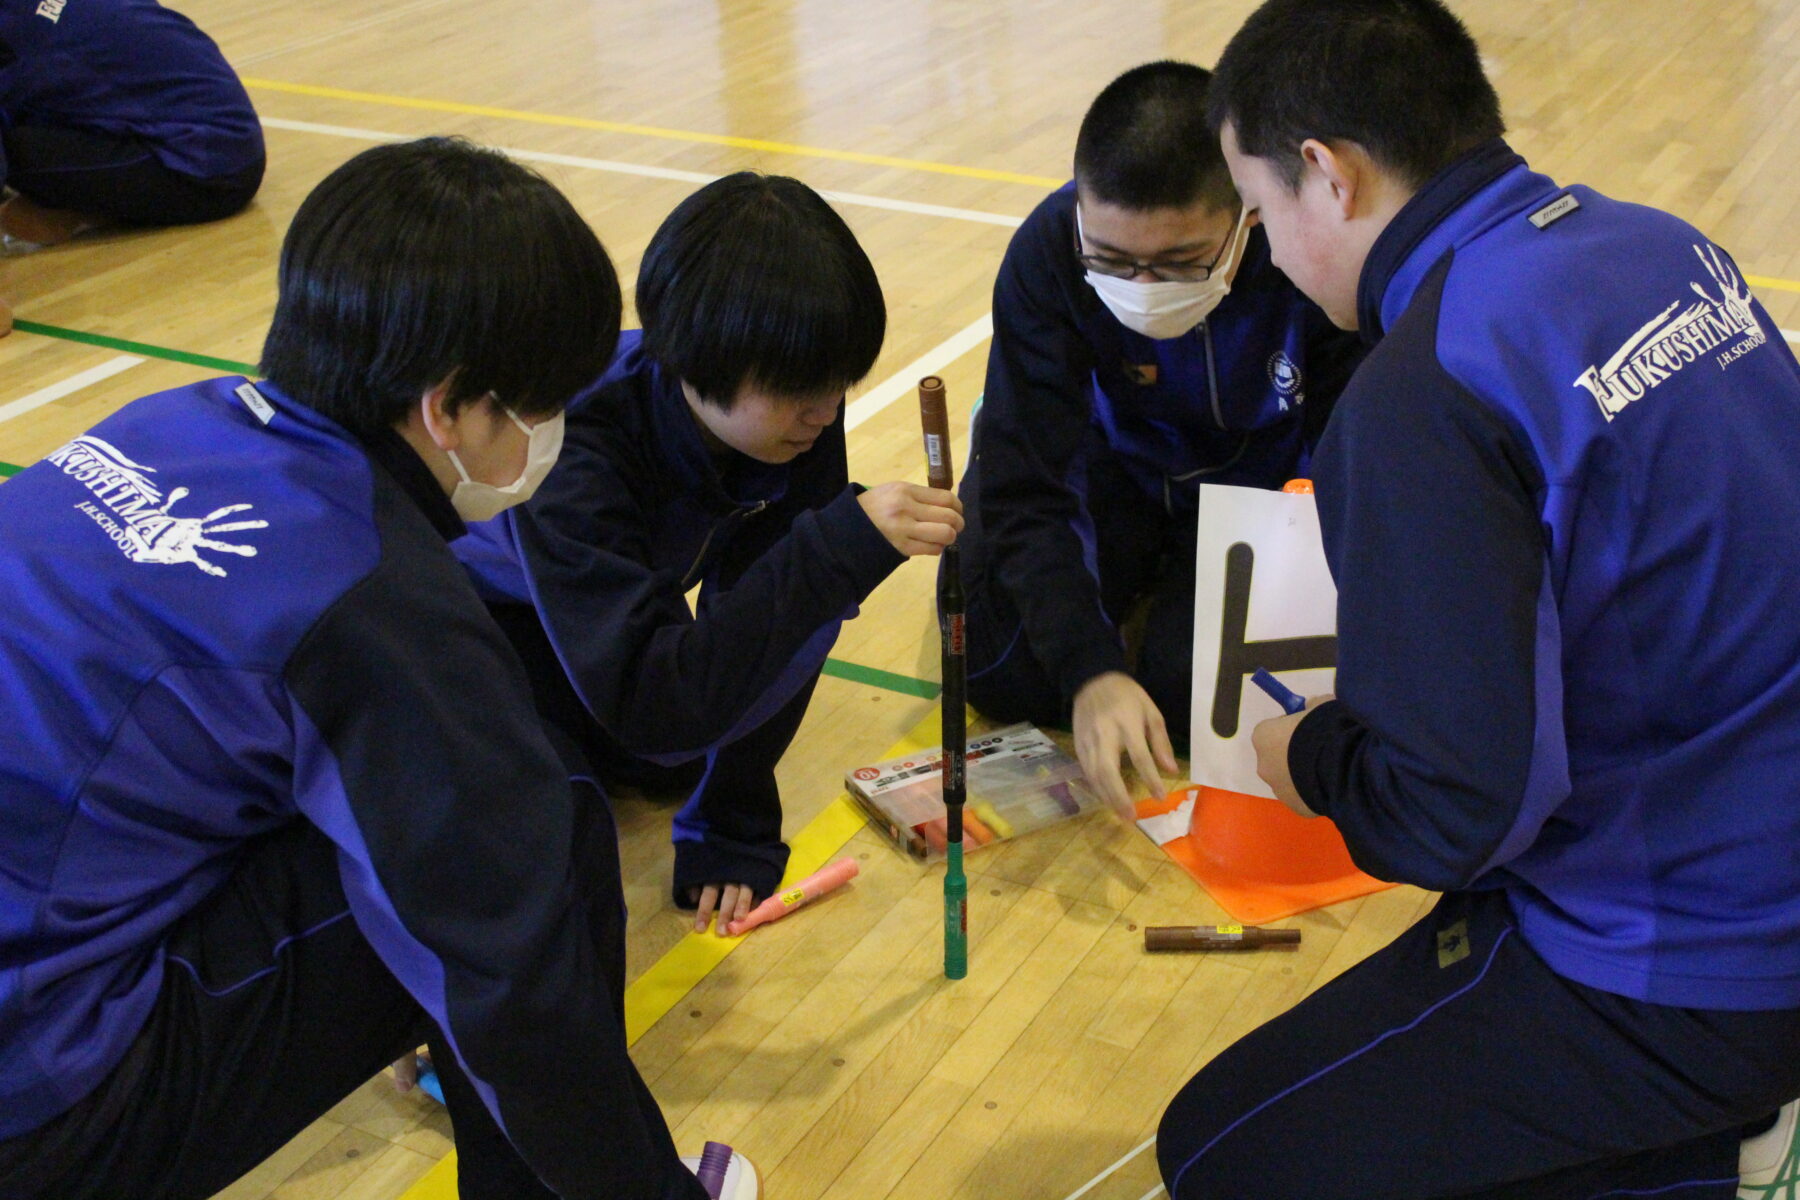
[1124,729,1167,812]
[1079,735,1132,820]
[1148,711,1179,776]
[694,884,720,933]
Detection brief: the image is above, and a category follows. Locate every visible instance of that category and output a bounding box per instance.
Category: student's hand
[857,482,964,557]
[691,882,756,934]
[1251,693,1333,817]
[1073,672,1178,820]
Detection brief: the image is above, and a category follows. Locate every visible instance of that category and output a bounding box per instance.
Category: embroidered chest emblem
[1267,350,1304,410]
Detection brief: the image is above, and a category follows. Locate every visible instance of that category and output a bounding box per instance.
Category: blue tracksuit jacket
[1290,140,1800,1010]
[0,377,672,1192]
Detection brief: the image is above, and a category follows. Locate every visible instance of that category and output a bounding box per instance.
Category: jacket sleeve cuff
[1287,699,1349,817]
[671,834,792,908]
[822,486,906,596]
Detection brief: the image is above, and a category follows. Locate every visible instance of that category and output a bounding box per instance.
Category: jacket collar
[1355,139,1527,343]
[361,424,465,542]
[251,378,466,542]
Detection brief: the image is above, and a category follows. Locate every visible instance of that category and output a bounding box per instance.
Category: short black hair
[1207,0,1504,192]
[1074,61,1238,212]
[261,137,621,436]
[636,172,885,408]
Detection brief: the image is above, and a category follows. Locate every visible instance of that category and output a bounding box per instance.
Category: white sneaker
[680,1142,759,1200]
[1740,1101,1800,1199]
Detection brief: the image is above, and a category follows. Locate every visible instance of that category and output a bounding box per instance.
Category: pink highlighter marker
[724,857,860,937]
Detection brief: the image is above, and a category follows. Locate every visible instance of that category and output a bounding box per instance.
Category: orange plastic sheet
[1136,785,1394,923]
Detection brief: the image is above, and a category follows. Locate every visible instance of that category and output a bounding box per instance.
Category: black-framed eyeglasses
[1075,207,1245,283]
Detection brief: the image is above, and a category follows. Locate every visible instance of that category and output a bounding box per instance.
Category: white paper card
[1188,484,1338,799]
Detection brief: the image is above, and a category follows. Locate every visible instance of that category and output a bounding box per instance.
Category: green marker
[944,840,968,977]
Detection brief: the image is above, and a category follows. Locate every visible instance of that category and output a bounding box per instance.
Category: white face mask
[446,404,565,523]
[1081,206,1250,340]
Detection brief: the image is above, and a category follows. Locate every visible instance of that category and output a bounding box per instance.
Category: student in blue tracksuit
[0,138,742,1200]
[0,0,264,248]
[1154,3,1800,1198]
[961,61,1362,815]
[455,172,963,934]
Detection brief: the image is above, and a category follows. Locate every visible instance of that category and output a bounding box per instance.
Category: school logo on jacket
[34,0,65,22]
[45,435,268,577]
[1266,350,1303,410]
[1574,244,1765,422]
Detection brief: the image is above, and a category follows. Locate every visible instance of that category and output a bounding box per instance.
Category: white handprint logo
[128,488,268,577]
[1692,242,1758,333]
[48,435,270,577]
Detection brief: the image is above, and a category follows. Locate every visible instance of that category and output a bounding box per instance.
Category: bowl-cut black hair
[261,137,621,435]
[636,172,885,409]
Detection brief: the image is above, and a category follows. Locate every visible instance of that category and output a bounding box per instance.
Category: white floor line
[844,313,994,433]
[1135,1185,1167,1200]
[1783,328,1797,342]
[1060,1136,1156,1200]
[0,355,144,425]
[259,118,1025,229]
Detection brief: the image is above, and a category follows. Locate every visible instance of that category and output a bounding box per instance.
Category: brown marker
[1144,924,1302,952]
[918,375,954,491]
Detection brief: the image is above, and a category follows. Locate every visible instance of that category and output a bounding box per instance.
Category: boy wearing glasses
[959,60,1361,813]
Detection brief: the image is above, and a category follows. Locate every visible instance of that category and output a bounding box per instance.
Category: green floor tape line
[822,657,940,699]
[12,320,257,375]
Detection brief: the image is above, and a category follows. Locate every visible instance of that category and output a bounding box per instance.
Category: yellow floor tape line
[400,706,944,1200]
[622,792,874,1043]
[1748,274,1800,294]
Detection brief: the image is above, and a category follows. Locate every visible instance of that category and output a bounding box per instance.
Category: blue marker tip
[1250,668,1308,716]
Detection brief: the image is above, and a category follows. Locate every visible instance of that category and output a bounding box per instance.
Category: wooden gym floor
[2,1,1797,1197]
